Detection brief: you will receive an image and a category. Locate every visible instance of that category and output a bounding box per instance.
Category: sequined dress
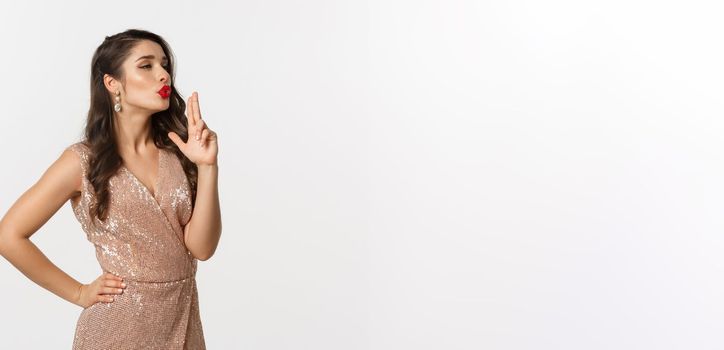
[66,142,206,350]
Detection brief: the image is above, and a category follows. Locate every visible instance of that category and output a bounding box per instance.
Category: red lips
[158,85,171,99]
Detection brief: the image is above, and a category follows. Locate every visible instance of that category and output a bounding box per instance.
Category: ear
[103,73,120,94]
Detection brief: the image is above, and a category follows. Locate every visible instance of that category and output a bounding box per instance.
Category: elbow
[0,225,12,257]
[0,231,22,259]
[195,249,216,261]
[190,246,214,261]
[0,231,18,259]
[0,233,6,257]
[187,227,221,261]
[0,224,29,257]
[195,253,211,262]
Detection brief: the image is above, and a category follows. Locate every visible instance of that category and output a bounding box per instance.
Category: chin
[157,101,171,110]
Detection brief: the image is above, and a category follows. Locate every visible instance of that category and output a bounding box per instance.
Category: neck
[113,109,155,154]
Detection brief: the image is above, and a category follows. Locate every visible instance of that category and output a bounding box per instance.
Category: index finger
[106,272,122,280]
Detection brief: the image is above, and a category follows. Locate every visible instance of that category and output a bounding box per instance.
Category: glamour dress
[66,142,206,350]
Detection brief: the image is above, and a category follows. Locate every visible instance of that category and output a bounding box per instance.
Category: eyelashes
[140,64,169,70]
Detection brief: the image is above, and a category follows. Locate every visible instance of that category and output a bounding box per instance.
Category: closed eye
[141,64,169,69]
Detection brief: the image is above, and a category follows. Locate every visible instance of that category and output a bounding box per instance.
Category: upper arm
[0,148,82,240]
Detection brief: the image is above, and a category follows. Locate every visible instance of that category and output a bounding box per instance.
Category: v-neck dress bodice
[66,142,205,350]
[120,147,161,200]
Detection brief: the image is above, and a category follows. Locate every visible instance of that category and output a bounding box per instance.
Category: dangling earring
[113,91,122,112]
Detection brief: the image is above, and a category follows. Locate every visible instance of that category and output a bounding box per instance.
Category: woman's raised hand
[167,91,219,166]
[75,272,127,309]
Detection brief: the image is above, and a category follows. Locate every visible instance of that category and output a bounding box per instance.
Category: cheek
[124,75,156,101]
[127,69,155,85]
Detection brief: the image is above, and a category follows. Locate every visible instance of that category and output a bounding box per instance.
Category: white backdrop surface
[1,0,722,349]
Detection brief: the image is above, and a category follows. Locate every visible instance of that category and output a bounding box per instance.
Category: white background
[1,0,723,349]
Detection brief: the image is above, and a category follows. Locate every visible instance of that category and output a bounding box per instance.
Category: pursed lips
[158,85,171,97]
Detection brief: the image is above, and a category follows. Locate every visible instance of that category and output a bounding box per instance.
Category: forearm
[185,163,222,260]
[0,236,82,306]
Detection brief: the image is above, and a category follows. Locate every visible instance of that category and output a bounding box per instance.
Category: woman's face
[115,39,172,114]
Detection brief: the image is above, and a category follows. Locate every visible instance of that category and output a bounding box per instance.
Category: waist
[105,271,195,285]
[125,275,194,284]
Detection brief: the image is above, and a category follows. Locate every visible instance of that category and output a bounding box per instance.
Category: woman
[0,29,221,349]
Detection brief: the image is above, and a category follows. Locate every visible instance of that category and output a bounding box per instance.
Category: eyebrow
[135,55,168,62]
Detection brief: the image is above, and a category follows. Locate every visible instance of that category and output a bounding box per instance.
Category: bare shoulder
[34,145,84,201]
[0,145,85,239]
[59,145,85,195]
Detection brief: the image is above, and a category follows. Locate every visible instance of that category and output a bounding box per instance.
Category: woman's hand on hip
[75,272,126,309]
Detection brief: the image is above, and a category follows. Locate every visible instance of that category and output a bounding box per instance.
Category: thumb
[167,131,184,148]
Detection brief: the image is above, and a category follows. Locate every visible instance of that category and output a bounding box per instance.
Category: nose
[159,70,170,84]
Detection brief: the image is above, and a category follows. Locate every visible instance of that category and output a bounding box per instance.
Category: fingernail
[121,283,127,288]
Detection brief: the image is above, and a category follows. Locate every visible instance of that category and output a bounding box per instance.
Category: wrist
[74,283,84,306]
[197,163,218,171]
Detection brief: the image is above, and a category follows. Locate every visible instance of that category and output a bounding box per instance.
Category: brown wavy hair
[81,29,197,222]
